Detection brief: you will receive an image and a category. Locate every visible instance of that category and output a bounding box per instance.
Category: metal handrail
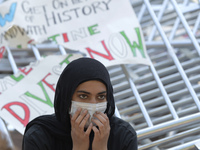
[137,112,200,140]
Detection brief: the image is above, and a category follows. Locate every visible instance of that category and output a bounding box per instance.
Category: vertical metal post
[148,59,179,119]
[137,4,146,22]
[192,13,200,35]
[121,65,153,127]
[31,45,41,60]
[58,45,67,55]
[0,118,14,150]
[170,0,200,55]
[146,0,179,119]
[148,0,169,41]
[169,17,180,41]
[6,47,18,74]
[169,0,189,41]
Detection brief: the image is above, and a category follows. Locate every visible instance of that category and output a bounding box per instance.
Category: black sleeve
[123,128,138,150]
[22,125,52,150]
[108,116,138,150]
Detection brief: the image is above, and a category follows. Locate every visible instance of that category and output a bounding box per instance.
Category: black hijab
[54,57,115,128]
[24,57,115,145]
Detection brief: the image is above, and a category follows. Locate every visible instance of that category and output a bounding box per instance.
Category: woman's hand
[92,112,110,150]
[71,107,93,150]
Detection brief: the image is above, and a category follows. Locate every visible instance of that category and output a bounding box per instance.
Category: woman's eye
[79,94,88,99]
[98,95,106,100]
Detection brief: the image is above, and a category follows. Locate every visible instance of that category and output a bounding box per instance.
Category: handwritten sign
[0,54,83,134]
[0,0,150,66]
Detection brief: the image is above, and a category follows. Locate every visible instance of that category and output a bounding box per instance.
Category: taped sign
[0,54,83,134]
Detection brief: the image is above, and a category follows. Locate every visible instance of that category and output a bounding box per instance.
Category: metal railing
[114,0,200,149]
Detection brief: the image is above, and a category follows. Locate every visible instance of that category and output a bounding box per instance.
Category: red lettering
[2,102,30,126]
[19,67,33,75]
[28,39,34,44]
[62,33,69,42]
[86,40,114,60]
[0,46,6,59]
[42,73,55,91]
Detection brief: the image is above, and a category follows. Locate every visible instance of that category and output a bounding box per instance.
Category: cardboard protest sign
[0,54,83,134]
[0,0,150,66]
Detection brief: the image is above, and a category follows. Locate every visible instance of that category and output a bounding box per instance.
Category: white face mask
[70,101,107,128]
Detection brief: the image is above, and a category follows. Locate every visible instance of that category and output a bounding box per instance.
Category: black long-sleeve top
[22,115,138,150]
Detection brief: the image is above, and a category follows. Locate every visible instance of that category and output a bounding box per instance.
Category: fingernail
[77,107,81,111]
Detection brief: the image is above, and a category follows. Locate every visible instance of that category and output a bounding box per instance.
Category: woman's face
[72,80,107,103]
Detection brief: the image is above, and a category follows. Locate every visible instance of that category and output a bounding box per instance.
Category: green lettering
[60,54,73,65]
[120,27,146,58]
[24,81,53,107]
[48,34,60,43]
[10,74,24,82]
[17,45,22,49]
[88,24,100,35]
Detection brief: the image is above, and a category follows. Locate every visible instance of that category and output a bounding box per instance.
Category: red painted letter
[2,102,30,126]
[0,46,6,59]
[62,33,69,42]
[19,67,33,75]
[86,40,114,60]
[42,73,55,92]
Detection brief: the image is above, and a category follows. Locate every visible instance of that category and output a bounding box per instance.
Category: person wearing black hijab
[22,57,138,150]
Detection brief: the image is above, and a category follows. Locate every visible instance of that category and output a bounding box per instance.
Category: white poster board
[0,0,150,66]
[0,54,83,134]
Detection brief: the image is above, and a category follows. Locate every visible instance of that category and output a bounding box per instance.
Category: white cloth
[70,101,107,128]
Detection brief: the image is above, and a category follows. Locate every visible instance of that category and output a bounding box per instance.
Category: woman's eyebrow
[77,90,90,94]
[77,91,107,94]
[98,91,107,94]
